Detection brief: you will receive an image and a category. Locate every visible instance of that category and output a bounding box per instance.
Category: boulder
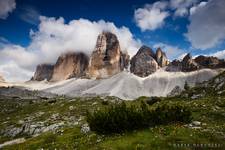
[31,64,54,81]
[130,46,159,77]
[51,52,89,81]
[87,32,129,78]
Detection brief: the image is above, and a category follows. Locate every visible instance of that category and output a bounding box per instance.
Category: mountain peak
[31,64,54,81]
[87,32,129,78]
[137,45,155,58]
[51,52,89,81]
[130,46,159,77]
[32,52,89,81]
[183,53,192,62]
[156,47,169,67]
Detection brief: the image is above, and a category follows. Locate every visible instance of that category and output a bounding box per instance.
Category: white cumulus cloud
[134,1,169,31]
[190,1,208,15]
[19,6,40,25]
[185,0,225,50]
[170,0,199,17]
[0,0,16,19]
[210,50,225,59]
[133,0,201,31]
[0,16,141,82]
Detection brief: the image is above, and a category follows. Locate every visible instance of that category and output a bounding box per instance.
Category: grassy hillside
[1,72,225,149]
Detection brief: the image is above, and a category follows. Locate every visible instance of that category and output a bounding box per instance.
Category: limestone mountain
[166,53,199,72]
[156,48,169,67]
[32,32,129,81]
[51,52,89,81]
[32,52,89,81]
[31,32,225,81]
[120,51,130,70]
[166,54,225,72]
[31,64,54,81]
[194,55,225,69]
[181,53,199,72]
[87,32,129,78]
[130,46,159,77]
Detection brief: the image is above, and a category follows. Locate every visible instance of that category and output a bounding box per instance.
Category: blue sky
[0,0,225,81]
[0,0,150,46]
[0,0,192,49]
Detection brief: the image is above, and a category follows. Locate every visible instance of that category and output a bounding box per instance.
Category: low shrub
[87,101,191,134]
[146,97,162,105]
[150,103,192,125]
[101,100,109,105]
[135,96,148,101]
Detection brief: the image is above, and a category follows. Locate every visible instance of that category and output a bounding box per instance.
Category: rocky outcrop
[32,52,89,82]
[195,55,220,68]
[87,32,129,78]
[166,54,225,72]
[51,52,89,81]
[168,86,183,97]
[182,53,199,72]
[31,64,54,81]
[120,52,130,70]
[193,55,225,69]
[166,59,182,72]
[130,46,169,77]
[130,46,159,77]
[166,53,199,72]
[156,48,169,67]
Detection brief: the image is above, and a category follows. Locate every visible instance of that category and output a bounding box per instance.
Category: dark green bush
[146,97,162,105]
[87,101,191,134]
[101,100,109,105]
[150,103,192,125]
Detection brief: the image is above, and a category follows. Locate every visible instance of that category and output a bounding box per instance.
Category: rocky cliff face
[194,55,223,68]
[166,53,199,72]
[31,64,54,81]
[120,52,130,70]
[32,31,225,81]
[32,52,89,81]
[32,32,129,81]
[182,53,199,72]
[130,46,159,77]
[166,54,225,72]
[87,32,129,78]
[156,48,169,67]
[51,52,89,81]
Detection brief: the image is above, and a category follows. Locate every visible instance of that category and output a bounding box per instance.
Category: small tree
[184,81,190,91]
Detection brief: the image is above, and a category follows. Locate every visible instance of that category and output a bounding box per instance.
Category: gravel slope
[18,69,220,100]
